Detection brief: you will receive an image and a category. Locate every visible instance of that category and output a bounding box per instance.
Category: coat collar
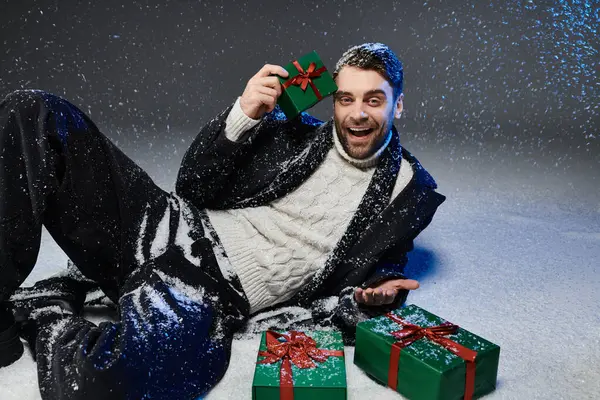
[348,146,441,259]
[233,119,333,208]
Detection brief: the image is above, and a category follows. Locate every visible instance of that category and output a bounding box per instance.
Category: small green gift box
[354,305,500,400]
[252,330,347,400]
[276,51,338,119]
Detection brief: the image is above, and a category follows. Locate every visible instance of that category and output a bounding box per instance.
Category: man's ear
[394,94,404,119]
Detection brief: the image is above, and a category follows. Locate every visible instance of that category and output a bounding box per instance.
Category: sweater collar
[332,123,392,169]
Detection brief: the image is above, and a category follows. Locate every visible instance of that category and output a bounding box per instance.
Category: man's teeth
[348,127,372,136]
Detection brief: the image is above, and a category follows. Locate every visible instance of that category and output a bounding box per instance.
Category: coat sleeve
[306,244,413,345]
[175,104,324,210]
[175,103,259,209]
[309,286,406,345]
[309,270,412,346]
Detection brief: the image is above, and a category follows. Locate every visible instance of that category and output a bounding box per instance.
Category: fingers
[374,288,398,305]
[354,279,420,306]
[253,64,289,79]
[362,288,373,304]
[372,288,384,304]
[240,67,287,119]
[253,78,282,97]
[355,288,398,306]
[397,279,419,290]
[383,289,398,304]
[253,93,278,113]
[354,288,363,303]
[355,288,374,304]
[379,278,420,291]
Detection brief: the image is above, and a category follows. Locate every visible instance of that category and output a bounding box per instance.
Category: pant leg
[34,246,249,400]
[0,89,168,302]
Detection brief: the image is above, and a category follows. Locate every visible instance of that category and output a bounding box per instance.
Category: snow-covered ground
[0,136,598,400]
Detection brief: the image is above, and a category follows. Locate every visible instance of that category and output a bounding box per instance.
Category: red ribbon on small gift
[385,313,478,400]
[281,60,328,100]
[257,330,344,400]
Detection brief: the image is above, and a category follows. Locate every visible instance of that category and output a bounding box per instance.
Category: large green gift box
[276,51,338,119]
[252,330,347,400]
[354,305,500,400]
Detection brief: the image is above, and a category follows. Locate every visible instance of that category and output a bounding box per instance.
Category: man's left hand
[354,278,420,306]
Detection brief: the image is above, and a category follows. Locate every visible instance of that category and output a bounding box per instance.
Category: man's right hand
[239,64,289,120]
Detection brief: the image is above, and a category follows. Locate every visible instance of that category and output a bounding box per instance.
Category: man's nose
[350,103,368,120]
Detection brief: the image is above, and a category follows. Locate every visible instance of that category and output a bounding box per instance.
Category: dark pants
[0,90,249,399]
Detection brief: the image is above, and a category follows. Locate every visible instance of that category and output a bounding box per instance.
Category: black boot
[0,303,23,368]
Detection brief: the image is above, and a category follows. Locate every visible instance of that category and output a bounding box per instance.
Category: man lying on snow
[0,43,445,399]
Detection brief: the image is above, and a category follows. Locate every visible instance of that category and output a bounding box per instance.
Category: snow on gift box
[252,330,347,400]
[354,304,500,400]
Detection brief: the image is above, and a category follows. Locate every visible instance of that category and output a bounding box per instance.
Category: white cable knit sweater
[205,98,414,313]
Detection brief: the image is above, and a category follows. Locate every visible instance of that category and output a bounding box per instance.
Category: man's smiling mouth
[347,127,374,137]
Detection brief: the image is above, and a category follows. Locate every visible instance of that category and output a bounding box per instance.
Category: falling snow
[0,0,598,399]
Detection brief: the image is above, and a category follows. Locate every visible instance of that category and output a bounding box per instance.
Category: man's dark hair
[332,43,403,100]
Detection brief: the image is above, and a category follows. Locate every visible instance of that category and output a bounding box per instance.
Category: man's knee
[2,89,91,143]
[2,89,52,109]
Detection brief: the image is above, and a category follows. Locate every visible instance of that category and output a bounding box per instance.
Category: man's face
[333,66,403,159]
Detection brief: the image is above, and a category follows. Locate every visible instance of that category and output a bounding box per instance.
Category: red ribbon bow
[257,330,344,400]
[386,313,478,400]
[282,60,328,100]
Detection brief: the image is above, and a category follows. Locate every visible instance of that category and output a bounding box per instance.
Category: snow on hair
[333,42,404,97]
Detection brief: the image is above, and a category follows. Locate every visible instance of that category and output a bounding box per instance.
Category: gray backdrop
[1,0,598,170]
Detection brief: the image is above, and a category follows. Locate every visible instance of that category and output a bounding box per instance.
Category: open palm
[354,278,420,306]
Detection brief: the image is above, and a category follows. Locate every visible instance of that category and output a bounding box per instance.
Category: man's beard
[335,118,393,159]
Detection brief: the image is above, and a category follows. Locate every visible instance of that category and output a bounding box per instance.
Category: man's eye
[339,97,352,104]
[368,99,382,106]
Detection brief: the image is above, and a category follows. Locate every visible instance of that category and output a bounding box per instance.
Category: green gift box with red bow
[354,304,500,400]
[276,51,338,119]
[252,330,347,400]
